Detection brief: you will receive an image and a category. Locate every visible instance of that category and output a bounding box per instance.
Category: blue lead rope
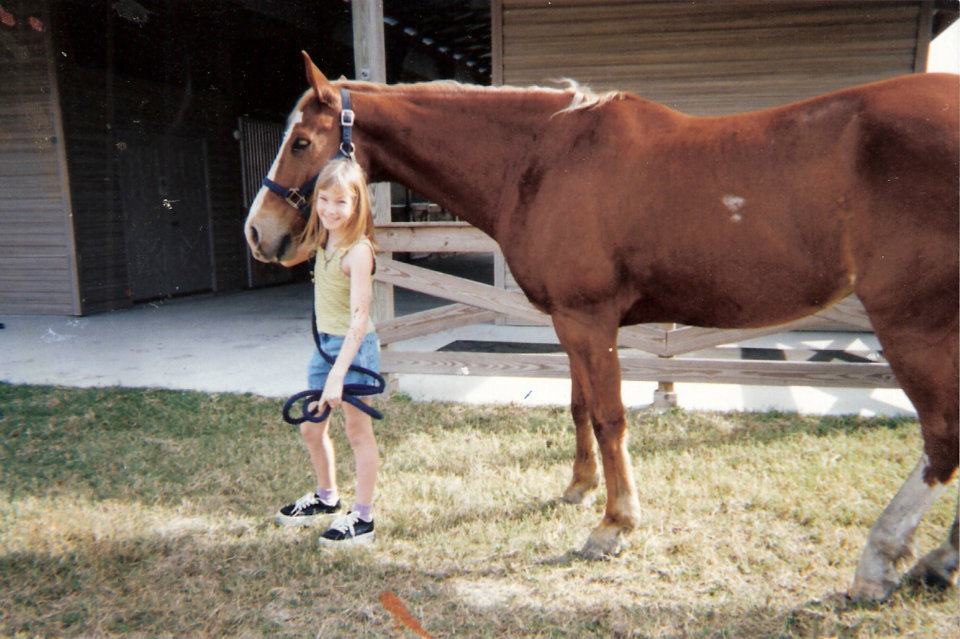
[282,311,386,425]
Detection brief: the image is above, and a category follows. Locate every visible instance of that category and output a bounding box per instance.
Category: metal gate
[238,117,292,288]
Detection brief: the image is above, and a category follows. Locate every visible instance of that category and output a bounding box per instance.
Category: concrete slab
[0,255,491,398]
[1,255,915,417]
[2,284,318,398]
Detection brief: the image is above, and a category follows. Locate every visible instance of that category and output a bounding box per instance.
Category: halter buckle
[285,188,307,209]
[340,109,355,127]
[338,142,356,159]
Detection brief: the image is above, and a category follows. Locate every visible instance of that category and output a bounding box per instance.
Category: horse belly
[622,199,856,330]
[652,265,850,329]
[624,266,851,329]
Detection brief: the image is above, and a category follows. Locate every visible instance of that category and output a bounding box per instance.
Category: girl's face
[315,185,355,233]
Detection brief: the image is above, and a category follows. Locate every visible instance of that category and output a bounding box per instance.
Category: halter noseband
[261,88,355,218]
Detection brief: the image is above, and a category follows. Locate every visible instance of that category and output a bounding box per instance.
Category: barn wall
[56,65,246,314]
[496,0,928,115]
[0,0,80,315]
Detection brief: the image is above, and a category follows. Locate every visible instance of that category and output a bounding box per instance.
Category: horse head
[244,52,346,263]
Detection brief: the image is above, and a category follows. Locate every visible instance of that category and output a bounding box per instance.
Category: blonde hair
[297,160,378,254]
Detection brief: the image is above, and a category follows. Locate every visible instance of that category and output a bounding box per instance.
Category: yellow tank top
[313,238,376,336]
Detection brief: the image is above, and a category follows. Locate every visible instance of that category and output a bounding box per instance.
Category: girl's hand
[319,372,345,410]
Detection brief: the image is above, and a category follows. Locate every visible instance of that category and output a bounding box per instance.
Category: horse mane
[321,78,624,115]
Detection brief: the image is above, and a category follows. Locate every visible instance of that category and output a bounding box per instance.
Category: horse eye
[292,137,311,153]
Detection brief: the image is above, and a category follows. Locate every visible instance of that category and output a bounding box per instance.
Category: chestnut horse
[245,53,958,601]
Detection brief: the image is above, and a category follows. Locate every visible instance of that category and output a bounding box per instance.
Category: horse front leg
[561,371,601,505]
[553,311,641,558]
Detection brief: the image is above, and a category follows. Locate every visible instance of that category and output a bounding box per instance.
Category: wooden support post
[352,0,397,392]
[652,324,678,412]
[652,379,677,412]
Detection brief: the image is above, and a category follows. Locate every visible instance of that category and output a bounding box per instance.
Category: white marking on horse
[722,195,745,222]
[850,454,948,600]
[248,108,304,217]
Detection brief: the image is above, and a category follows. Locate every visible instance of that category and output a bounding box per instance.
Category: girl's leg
[300,405,337,494]
[342,401,378,509]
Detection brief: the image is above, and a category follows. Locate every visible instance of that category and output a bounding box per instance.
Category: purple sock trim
[317,488,338,505]
[352,502,373,522]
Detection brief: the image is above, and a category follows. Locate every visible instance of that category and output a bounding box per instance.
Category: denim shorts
[307,331,382,391]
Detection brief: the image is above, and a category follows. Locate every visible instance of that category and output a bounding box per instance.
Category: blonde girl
[274,159,381,545]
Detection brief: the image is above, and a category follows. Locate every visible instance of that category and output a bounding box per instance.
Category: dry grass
[1,384,956,638]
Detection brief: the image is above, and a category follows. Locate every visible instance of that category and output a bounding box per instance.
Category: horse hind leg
[848,304,959,601]
[904,497,959,589]
[850,455,950,600]
[553,310,641,558]
[561,372,601,506]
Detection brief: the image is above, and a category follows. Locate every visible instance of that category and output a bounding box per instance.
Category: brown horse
[245,53,959,601]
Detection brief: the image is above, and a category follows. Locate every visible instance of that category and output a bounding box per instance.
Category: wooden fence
[372,222,897,390]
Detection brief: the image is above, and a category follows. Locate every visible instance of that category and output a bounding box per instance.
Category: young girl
[274,159,382,546]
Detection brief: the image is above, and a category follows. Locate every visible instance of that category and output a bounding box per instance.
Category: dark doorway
[118,131,213,300]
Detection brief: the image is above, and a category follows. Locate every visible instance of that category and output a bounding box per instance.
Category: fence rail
[373,222,894,389]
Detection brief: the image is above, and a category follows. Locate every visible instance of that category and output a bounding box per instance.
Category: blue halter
[260,88,355,218]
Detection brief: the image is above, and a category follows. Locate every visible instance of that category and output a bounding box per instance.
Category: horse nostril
[250,225,260,246]
[277,233,292,260]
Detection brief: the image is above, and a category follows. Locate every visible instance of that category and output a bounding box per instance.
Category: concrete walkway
[2,284,320,398]
[1,254,490,398]
[2,267,914,416]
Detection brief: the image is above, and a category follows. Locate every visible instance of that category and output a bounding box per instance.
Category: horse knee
[591,410,626,443]
[571,399,589,425]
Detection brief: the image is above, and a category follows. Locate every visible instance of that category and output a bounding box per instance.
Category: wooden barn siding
[493,0,928,310]
[0,0,79,315]
[57,66,246,314]
[499,0,924,115]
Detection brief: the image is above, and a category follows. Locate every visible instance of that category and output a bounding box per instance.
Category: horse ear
[302,50,340,109]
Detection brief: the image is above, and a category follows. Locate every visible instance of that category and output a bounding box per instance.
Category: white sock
[317,487,338,506]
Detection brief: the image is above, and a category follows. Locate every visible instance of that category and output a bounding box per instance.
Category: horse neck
[347,85,570,239]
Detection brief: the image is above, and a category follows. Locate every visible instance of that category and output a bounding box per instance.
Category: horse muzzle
[245,217,293,263]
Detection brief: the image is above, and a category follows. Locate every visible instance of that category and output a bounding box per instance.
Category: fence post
[352,0,397,394]
[652,324,678,411]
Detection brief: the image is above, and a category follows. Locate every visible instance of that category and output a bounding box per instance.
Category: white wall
[928,20,960,73]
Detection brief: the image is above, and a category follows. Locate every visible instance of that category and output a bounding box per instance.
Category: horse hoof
[561,483,597,506]
[848,576,897,603]
[579,526,626,560]
[905,551,959,590]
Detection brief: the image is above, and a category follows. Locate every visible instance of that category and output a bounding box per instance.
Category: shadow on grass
[2,523,953,638]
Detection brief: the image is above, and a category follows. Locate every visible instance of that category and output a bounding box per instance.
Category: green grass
[1,384,956,638]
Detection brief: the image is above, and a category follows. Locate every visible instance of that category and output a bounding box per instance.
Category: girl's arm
[279,242,315,268]
[318,242,374,407]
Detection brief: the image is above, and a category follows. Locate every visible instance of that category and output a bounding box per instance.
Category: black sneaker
[275,492,341,527]
[318,511,375,546]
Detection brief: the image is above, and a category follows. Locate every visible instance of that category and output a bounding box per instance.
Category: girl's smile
[315,187,355,233]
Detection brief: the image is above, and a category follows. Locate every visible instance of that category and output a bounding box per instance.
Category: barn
[0,0,486,315]
[2,0,955,317]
